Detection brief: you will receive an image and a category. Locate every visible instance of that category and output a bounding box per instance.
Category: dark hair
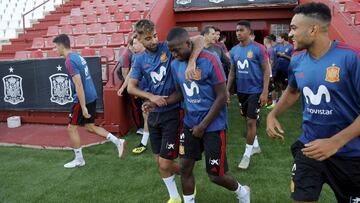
[214,26,221,32]
[268,34,276,42]
[280,33,289,41]
[220,34,226,41]
[167,27,189,43]
[135,19,155,36]
[250,30,254,35]
[293,2,331,25]
[128,34,138,46]
[201,25,216,36]
[53,34,70,49]
[236,20,251,29]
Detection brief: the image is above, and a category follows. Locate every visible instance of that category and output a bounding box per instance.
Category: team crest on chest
[193,68,202,81]
[160,52,168,63]
[247,50,253,59]
[325,64,340,83]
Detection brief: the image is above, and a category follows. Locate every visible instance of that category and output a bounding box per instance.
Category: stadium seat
[99,13,112,23]
[14,51,29,59]
[44,37,55,50]
[121,4,133,13]
[30,51,44,59]
[104,0,116,6]
[92,34,108,47]
[80,1,91,8]
[81,48,96,56]
[71,16,84,25]
[84,14,98,24]
[355,12,360,24]
[73,24,87,35]
[31,37,45,50]
[88,23,102,34]
[119,22,133,33]
[47,50,61,58]
[113,13,126,22]
[74,35,90,48]
[96,6,107,15]
[108,5,120,14]
[135,3,147,12]
[93,0,104,7]
[129,11,141,22]
[83,6,95,15]
[108,33,125,47]
[100,48,115,62]
[344,1,360,13]
[59,16,71,25]
[104,22,118,34]
[59,25,73,35]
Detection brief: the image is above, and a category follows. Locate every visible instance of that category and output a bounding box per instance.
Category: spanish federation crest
[325,64,340,83]
[3,72,25,105]
[49,72,73,105]
[176,0,191,5]
[247,50,253,59]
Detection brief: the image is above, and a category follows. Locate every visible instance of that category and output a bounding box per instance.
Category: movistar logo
[237,59,249,70]
[150,66,166,83]
[303,85,330,105]
[183,81,199,97]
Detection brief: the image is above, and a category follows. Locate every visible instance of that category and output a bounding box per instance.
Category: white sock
[253,136,259,148]
[163,175,180,199]
[234,183,248,197]
[74,148,83,160]
[106,133,119,145]
[141,132,149,146]
[272,100,277,104]
[183,194,195,203]
[244,144,253,158]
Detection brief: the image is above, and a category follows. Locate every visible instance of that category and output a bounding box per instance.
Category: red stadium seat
[100,48,115,62]
[69,36,75,47]
[96,6,107,15]
[104,0,115,6]
[81,48,97,56]
[355,12,360,24]
[73,24,87,35]
[108,33,125,47]
[60,25,73,35]
[44,37,55,50]
[127,32,134,42]
[99,13,112,23]
[108,5,119,14]
[135,3,147,12]
[84,14,98,24]
[129,11,141,22]
[93,34,108,47]
[345,1,360,13]
[31,37,44,50]
[30,51,44,59]
[74,35,90,48]
[87,23,102,34]
[121,4,133,13]
[83,6,95,15]
[80,1,91,8]
[47,26,59,36]
[59,16,71,25]
[14,51,29,59]
[47,50,61,58]
[119,22,132,33]
[104,22,118,33]
[93,0,104,7]
[113,13,126,22]
[71,16,84,25]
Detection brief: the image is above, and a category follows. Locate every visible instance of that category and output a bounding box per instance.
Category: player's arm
[186,35,205,80]
[226,64,235,101]
[259,59,271,106]
[117,69,131,96]
[128,79,167,107]
[72,74,90,118]
[192,82,227,138]
[165,84,183,105]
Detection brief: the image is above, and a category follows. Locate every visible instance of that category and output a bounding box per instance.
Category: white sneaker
[237,185,250,203]
[238,156,250,169]
[251,146,261,155]
[136,128,144,135]
[116,139,127,159]
[64,159,85,169]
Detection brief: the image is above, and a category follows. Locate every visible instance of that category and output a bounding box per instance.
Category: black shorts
[179,126,228,177]
[291,141,360,202]
[68,100,96,126]
[148,108,181,160]
[237,93,261,120]
[274,69,288,87]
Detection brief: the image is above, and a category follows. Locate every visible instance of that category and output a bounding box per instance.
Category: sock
[141,132,149,146]
[183,194,195,203]
[253,136,259,148]
[234,183,248,197]
[106,133,119,145]
[162,175,180,199]
[272,100,277,104]
[74,148,83,160]
[244,144,253,158]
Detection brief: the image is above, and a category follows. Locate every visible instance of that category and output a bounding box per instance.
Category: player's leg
[204,130,250,203]
[133,100,149,154]
[83,101,126,158]
[180,158,196,203]
[291,141,324,203]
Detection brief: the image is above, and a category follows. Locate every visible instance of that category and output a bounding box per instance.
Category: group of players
[51,2,360,203]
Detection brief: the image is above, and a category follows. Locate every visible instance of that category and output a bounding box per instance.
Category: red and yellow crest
[160,52,168,63]
[247,50,253,59]
[325,64,340,83]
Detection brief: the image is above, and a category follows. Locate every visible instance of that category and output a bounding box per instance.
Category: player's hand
[82,107,91,119]
[259,91,268,107]
[302,138,341,161]
[192,123,205,138]
[142,101,157,113]
[185,60,196,81]
[149,94,168,107]
[117,86,126,96]
[266,113,284,140]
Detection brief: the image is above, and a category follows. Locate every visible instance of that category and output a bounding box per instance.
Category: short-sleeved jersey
[205,44,230,76]
[116,49,133,81]
[216,42,229,54]
[171,50,227,132]
[288,41,360,157]
[276,43,293,71]
[230,41,268,94]
[130,42,179,112]
[65,52,97,104]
